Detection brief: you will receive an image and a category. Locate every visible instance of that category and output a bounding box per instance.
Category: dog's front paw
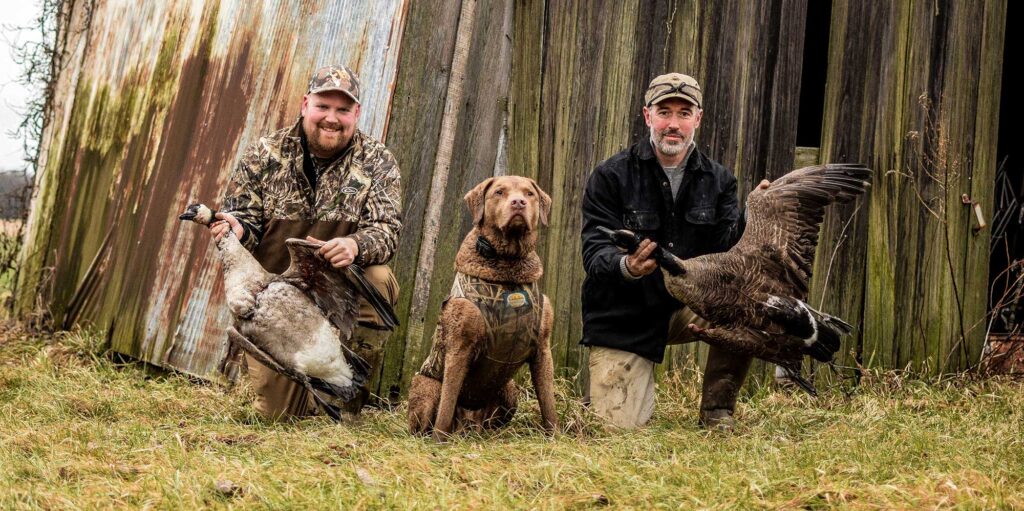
[542,420,560,437]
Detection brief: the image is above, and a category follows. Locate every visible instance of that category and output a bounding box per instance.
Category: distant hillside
[0,171,30,219]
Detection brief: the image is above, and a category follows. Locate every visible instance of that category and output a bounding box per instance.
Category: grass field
[0,324,1022,509]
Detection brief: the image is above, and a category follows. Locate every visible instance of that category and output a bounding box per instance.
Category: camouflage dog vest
[418,272,543,380]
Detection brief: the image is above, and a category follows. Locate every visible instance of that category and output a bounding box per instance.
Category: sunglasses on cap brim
[646,82,700,107]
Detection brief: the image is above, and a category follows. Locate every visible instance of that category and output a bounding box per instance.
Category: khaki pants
[246,264,399,419]
[588,347,656,428]
[588,307,752,428]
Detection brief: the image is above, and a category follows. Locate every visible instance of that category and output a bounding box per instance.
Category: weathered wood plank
[396,0,516,392]
[963,0,1006,368]
[395,0,480,394]
[814,0,885,373]
[821,0,1002,376]
[378,0,463,398]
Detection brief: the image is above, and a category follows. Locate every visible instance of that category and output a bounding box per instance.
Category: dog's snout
[510,197,527,209]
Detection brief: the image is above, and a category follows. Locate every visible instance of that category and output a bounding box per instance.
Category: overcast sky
[1,2,44,172]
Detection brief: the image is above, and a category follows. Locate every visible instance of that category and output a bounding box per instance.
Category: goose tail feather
[306,384,345,422]
[763,296,851,362]
[782,366,818,397]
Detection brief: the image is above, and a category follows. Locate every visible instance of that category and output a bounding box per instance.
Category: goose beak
[596,226,642,252]
[661,253,686,276]
[179,204,206,223]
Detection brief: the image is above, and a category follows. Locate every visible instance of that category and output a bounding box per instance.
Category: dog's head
[464,176,552,234]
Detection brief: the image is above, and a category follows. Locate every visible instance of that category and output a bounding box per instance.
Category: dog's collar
[475,235,501,259]
[476,235,525,261]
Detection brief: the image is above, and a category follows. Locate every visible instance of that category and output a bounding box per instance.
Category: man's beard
[307,123,349,156]
[651,126,690,156]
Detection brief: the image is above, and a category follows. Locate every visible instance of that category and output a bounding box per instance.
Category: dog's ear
[530,179,552,226]
[464,177,495,227]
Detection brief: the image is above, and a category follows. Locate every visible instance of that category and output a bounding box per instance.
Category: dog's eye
[526,191,535,197]
[494,189,504,196]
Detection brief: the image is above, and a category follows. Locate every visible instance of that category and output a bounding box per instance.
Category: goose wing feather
[735,164,871,294]
[346,264,400,329]
[279,239,361,342]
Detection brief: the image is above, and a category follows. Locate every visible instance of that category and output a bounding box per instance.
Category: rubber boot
[698,345,752,431]
[341,327,390,415]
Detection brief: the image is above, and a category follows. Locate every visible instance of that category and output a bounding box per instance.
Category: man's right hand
[211,212,244,241]
[625,238,659,277]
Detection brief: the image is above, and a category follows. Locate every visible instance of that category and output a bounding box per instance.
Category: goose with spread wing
[179,203,399,420]
[602,163,871,395]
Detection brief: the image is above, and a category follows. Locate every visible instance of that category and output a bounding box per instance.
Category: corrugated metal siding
[17,0,408,380]
[18,0,1005,392]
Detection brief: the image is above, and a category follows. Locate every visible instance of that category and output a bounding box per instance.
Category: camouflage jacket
[222,119,402,266]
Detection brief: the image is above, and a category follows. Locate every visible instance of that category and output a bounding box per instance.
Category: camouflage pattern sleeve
[222,141,266,252]
[349,149,402,265]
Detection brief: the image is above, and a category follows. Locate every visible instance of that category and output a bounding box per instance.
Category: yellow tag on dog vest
[505,291,529,308]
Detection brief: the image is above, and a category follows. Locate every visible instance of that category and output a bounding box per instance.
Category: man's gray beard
[651,128,689,156]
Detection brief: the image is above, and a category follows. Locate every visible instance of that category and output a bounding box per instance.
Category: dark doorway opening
[795,0,832,148]
[988,1,1020,345]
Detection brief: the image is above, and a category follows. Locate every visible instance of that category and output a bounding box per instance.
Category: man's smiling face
[300,90,360,158]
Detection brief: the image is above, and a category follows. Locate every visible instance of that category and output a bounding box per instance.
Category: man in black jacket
[580,72,766,429]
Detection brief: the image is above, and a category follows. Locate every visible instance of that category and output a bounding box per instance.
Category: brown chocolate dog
[407,176,558,439]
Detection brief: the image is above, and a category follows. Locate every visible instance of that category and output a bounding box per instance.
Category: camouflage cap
[644,73,702,108]
[307,64,361,104]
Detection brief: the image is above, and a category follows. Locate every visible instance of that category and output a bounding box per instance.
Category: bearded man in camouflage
[210,64,401,418]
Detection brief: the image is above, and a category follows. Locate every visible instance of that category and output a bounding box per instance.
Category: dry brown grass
[0,324,1022,509]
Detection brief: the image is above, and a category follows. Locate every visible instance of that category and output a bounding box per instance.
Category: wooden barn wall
[17,0,1005,395]
[811,0,1005,376]
[381,0,810,397]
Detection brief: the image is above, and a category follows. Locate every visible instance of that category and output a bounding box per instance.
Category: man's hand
[211,212,244,241]
[757,179,770,190]
[625,239,659,277]
[309,236,359,268]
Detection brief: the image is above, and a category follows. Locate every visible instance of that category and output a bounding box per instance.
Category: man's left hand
[308,236,359,268]
[757,179,770,190]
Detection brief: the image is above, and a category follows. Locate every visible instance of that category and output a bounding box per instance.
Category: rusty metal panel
[17,0,408,380]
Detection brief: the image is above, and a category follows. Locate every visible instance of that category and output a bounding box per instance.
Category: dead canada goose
[602,163,871,395]
[179,203,399,420]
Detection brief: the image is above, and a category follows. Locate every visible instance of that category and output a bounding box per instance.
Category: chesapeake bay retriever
[407,176,558,439]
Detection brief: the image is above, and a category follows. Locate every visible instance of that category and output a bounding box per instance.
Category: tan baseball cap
[306,64,361,104]
[644,73,702,108]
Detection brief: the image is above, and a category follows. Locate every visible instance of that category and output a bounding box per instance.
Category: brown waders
[666,307,753,428]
